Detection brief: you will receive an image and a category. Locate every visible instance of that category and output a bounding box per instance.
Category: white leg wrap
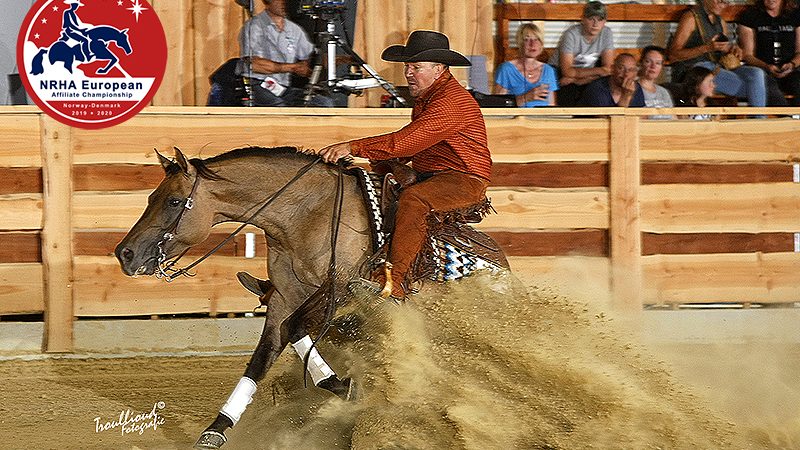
[220,376,257,426]
[291,335,335,385]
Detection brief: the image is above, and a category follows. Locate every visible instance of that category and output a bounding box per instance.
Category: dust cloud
[228,270,777,449]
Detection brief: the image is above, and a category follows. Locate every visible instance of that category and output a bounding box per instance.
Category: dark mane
[189,146,315,180]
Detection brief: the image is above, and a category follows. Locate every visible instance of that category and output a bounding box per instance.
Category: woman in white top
[638,45,674,118]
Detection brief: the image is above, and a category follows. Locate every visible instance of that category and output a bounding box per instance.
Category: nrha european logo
[17,0,167,129]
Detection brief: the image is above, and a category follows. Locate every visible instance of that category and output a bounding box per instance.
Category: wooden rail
[0,106,798,351]
[493,3,748,67]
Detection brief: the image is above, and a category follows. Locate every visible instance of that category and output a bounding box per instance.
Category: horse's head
[119,28,132,55]
[115,148,217,277]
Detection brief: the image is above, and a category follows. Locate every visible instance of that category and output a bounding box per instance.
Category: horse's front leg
[193,304,287,449]
[193,295,351,449]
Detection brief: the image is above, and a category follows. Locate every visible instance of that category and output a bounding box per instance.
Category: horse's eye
[168,198,182,208]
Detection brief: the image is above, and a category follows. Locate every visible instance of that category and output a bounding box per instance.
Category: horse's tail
[30,48,47,75]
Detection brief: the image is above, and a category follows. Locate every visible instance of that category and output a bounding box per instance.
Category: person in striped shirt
[317,30,493,300]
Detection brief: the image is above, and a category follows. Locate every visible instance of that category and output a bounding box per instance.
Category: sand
[0,271,797,449]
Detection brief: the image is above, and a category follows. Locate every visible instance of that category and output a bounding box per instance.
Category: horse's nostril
[121,247,134,262]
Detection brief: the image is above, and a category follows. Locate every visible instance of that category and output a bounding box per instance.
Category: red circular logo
[17,0,167,129]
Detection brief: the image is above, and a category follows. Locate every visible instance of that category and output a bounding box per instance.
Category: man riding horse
[317,30,493,301]
[61,0,92,61]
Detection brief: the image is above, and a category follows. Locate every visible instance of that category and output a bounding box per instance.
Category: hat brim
[382,45,471,67]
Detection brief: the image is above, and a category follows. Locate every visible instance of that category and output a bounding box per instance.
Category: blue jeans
[251,80,335,107]
[695,61,766,107]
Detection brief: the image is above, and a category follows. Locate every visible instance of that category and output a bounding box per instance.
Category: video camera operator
[237,0,334,107]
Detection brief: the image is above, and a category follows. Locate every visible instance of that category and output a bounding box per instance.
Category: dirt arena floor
[1,271,799,449]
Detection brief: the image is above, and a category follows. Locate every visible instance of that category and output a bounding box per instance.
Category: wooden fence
[0,106,799,351]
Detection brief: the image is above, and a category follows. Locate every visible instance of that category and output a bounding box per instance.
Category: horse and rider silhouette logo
[17,0,166,129]
[31,0,132,76]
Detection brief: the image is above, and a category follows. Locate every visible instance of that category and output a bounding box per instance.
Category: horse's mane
[188,146,317,180]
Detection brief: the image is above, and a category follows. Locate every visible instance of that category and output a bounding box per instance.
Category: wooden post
[40,117,74,352]
[609,115,642,309]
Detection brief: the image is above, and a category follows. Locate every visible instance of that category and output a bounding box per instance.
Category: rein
[155,156,324,281]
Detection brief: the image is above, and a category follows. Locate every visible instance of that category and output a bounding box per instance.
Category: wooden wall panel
[0,114,42,167]
[480,188,609,230]
[640,119,800,162]
[151,0,196,106]
[643,253,800,305]
[507,256,612,295]
[0,168,42,195]
[0,195,43,230]
[70,113,409,163]
[0,264,44,314]
[73,256,267,316]
[641,183,800,233]
[486,117,610,162]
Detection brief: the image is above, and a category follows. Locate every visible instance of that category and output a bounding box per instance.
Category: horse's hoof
[318,376,358,401]
[194,430,227,449]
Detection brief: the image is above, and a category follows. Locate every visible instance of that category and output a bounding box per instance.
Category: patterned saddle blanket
[348,167,509,284]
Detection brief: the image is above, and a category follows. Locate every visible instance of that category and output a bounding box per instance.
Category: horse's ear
[122,28,129,34]
[173,147,191,174]
[155,149,173,173]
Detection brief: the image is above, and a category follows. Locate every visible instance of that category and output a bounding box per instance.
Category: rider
[61,0,92,61]
[317,30,493,300]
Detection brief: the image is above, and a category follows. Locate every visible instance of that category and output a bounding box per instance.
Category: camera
[298,0,346,17]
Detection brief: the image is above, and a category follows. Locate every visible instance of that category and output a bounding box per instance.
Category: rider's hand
[317,142,352,164]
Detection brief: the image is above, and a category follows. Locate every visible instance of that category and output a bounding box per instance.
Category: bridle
[153,156,329,281]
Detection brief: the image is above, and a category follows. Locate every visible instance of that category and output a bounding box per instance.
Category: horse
[115,147,509,449]
[30,26,131,75]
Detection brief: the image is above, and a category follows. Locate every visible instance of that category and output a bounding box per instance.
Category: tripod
[303,13,407,106]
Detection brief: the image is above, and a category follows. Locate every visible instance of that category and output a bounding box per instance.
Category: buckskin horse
[115,147,509,448]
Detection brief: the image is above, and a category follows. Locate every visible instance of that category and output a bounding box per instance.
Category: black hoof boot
[317,376,357,401]
[194,414,233,449]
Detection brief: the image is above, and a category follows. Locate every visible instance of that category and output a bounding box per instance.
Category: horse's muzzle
[114,243,157,276]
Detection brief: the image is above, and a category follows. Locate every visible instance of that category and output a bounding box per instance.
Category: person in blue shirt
[579,52,645,107]
[493,23,559,107]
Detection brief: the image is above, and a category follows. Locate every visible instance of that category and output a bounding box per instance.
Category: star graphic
[118,0,123,5]
[127,0,148,22]
[41,18,47,24]
[52,5,59,12]
[34,33,40,39]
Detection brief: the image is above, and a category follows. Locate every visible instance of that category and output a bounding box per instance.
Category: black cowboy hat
[381,30,471,67]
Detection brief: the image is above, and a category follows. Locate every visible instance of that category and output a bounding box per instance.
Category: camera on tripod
[298,0,346,17]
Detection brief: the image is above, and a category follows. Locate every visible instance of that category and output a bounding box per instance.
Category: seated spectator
[549,1,615,106]
[579,53,645,107]
[494,23,559,106]
[668,0,766,107]
[639,46,675,107]
[738,0,800,106]
[236,0,333,107]
[678,65,716,120]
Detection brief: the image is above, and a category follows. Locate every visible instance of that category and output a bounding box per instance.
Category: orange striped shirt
[349,70,492,181]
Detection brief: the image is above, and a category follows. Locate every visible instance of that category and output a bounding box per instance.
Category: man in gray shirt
[548,1,615,106]
[237,0,333,106]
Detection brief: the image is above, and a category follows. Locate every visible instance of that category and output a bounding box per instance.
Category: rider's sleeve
[349,97,461,160]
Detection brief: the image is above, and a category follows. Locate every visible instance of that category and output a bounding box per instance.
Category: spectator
[639,46,674,108]
[494,23,559,106]
[579,53,645,107]
[678,65,717,120]
[668,0,767,107]
[738,0,800,106]
[236,0,333,107]
[549,1,615,106]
